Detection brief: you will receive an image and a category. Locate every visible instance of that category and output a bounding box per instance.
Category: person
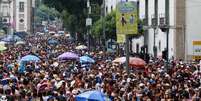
[129,14,134,24]
[121,13,127,26]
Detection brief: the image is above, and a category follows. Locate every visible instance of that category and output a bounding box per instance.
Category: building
[139,0,201,60]
[0,0,13,34]
[105,0,201,60]
[15,0,33,34]
[0,0,34,34]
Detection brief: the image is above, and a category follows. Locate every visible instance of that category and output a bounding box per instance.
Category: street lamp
[101,0,106,52]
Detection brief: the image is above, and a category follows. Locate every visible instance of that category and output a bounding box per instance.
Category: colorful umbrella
[129,57,146,68]
[48,39,59,45]
[80,56,95,64]
[76,90,110,101]
[113,57,146,68]
[1,35,22,42]
[20,55,40,62]
[112,57,126,64]
[76,45,88,50]
[58,52,79,60]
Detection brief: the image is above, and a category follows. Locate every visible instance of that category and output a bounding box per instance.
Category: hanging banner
[117,34,125,43]
[116,1,138,42]
[192,41,201,59]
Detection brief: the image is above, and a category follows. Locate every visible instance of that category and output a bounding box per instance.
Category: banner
[192,41,201,59]
[117,34,125,43]
[116,1,138,41]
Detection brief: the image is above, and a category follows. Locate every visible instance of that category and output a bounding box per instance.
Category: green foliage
[44,0,102,34]
[35,4,60,23]
[91,11,116,40]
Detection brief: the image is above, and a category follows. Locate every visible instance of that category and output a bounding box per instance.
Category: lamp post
[153,0,158,59]
[101,0,106,52]
[165,0,169,61]
[86,0,92,51]
[0,0,2,30]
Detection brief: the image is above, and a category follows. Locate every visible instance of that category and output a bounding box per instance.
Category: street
[0,0,201,101]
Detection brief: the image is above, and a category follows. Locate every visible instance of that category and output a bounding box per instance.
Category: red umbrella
[129,57,146,69]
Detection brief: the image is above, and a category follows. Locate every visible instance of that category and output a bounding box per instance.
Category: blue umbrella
[1,35,22,42]
[80,56,95,64]
[20,55,40,62]
[76,90,110,101]
[48,39,59,45]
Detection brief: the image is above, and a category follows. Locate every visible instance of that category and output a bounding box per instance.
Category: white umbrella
[0,41,6,46]
[15,41,25,45]
[75,45,88,50]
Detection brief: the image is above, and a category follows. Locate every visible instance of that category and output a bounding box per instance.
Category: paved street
[0,0,201,101]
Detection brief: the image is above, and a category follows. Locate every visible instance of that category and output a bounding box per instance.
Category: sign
[192,41,201,59]
[116,1,138,43]
[117,34,125,43]
[116,1,138,35]
[86,18,92,26]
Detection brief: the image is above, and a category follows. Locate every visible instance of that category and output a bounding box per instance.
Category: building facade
[105,0,201,60]
[0,0,34,34]
[0,0,13,34]
[15,0,33,34]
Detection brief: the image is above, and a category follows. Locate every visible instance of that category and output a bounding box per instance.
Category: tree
[35,4,60,23]
[91,11,116,40]
[44,0,102,36]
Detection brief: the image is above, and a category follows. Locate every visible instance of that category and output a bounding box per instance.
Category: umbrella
[15,41,25,45]
[80,56,95,64]
[48,39,59,45]
[58,52,79,60]
[76,45,88,50]
[0,41,6,45]
[14,32,28,39]
[113,57,126,64]
[113,57,146,68]
[129,57,146,68]
[1,35,22,42]
[76,90,110,101]
[0,45,7,51]
[20,55,40,62]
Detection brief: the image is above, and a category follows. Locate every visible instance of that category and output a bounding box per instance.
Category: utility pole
[165,0,169,61]
[86,0,92,51]
[102,0,106,52]
[144,0,149,60]
[0,0,2,30]
[153,0,158,59]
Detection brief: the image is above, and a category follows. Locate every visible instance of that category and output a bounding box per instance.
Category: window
[19,2,24,12]
[2,5,8,16]
[106,6,108,14]
[111,6,113,11]
[136,43,139,53]
[159,41,161,51]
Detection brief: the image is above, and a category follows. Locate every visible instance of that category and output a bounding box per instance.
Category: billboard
[116,1,138,43]
[192,41,201,59]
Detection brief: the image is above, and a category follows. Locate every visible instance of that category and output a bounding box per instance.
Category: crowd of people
[0,33,200,101]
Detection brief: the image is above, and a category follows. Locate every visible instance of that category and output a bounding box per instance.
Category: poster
[116,1,138,39]
[117,34,125,43]
[192,41,201,59]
